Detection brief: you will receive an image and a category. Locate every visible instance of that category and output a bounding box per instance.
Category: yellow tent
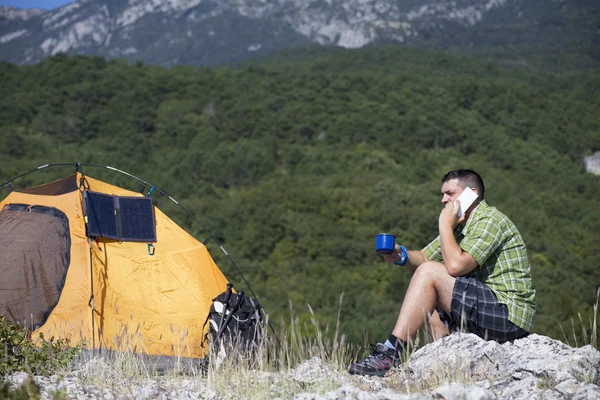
[0,172,229,358]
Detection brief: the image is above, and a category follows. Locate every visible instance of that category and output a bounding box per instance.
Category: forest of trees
[0,45,598,347]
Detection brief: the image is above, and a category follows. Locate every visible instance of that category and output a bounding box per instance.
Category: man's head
[440,169,485,206]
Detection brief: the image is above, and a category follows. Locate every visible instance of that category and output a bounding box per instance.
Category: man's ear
[471,187,480,197]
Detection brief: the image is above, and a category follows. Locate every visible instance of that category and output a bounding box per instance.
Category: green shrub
[0,375,41,400]
[0,316,81,377]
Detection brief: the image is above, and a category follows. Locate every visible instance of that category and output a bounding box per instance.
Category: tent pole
[88,238,96,351]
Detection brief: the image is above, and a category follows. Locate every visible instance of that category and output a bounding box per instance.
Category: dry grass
[70,295,357,399]
[44,290,600,398]
[559,289,599,350]
[205,295,358,399]
[561,289,600,385]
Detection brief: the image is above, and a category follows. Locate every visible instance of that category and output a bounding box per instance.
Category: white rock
[431,383,495,400]
[584,151,600,175]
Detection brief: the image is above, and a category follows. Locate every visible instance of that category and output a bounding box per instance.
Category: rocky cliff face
[5,333,600,399]
[1,0,596,67]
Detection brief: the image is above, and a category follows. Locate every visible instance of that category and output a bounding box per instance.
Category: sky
[0,0,76,9]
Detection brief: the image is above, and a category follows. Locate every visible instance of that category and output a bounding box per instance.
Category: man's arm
[439,200,479,276]
[403,249,428,273]
[382,248,428,274]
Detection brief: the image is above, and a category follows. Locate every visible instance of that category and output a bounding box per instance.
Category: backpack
[202,284,263,353]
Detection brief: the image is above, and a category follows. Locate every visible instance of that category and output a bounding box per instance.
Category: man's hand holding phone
[440,186,478,229]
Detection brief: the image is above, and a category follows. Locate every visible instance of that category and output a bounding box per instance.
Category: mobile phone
[456,187,478,217]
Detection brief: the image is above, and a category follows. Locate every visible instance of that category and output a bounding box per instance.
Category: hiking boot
[347,343,400,377]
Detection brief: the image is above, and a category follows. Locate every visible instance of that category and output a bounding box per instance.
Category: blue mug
[375,233,396,255]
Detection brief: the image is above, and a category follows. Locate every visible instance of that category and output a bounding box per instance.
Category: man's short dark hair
[442,169,485,199]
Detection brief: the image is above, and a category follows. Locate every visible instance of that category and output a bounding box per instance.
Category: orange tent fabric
[0,173,229,358]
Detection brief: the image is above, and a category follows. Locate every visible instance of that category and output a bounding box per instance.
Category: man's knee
[412,261,456,306]
[413,261,451,280]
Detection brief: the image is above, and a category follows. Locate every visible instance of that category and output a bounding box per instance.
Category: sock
[383,335,404,355]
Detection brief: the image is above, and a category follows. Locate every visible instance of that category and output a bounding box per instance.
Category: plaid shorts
[437,276,529,342]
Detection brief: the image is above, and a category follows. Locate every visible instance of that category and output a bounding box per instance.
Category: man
[348,169,536,377]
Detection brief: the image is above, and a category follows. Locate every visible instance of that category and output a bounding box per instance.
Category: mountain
[1,0,598,68]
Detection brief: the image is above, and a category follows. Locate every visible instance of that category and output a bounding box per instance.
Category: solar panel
[118,197,156,242]
[83,191,156,242]
[84,191,118,240]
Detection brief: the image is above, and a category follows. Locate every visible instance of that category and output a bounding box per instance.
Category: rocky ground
[5,333,600,399]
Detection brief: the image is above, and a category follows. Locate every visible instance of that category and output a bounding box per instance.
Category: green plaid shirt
[422,200,536,332]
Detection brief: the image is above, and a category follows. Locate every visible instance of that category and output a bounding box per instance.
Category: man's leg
[428,309,450,341]
[348,261,455,376]
[392,261,455,342]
